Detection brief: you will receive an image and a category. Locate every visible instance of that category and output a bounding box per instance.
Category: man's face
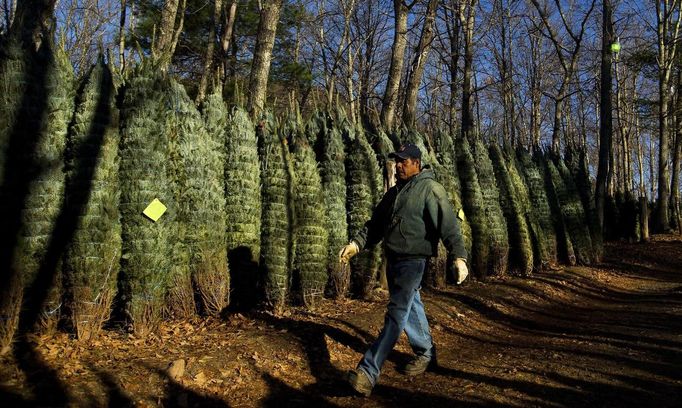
[395,157,421,181]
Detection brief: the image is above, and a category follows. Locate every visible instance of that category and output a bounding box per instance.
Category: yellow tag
[143,198,167,222]
[457,208,465,221]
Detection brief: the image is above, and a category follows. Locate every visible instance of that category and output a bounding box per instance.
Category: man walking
[338,143,468,396]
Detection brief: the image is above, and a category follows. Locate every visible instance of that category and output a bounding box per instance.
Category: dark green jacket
[354,168,467,260]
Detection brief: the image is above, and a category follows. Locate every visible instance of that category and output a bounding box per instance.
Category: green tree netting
[345,123,383,298]
[470,136,509,275]
[291,127,329,308]
[118,67,176,337]
[553,156,594,265]
[63,59,121,341]
[489,144,533,275]
[540,154,577,265]
[312,113,349,298]
[0,37,33,349]
[434,130,472,257]
[192,92,230,316]
[566,148,603,262]
[455,135,490,279]
[224,107,262,309]
[517,148,558,265]
[257,113,294,311]
[168,84,228,317]
[504,146,549,269]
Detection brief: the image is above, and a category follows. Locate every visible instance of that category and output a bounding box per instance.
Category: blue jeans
[356,258,434,385]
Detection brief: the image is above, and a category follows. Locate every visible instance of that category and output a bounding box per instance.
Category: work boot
[347,368,373,396]
[403,350,437,376]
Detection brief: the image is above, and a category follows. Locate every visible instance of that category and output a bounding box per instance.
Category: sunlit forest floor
[1,235,681,407]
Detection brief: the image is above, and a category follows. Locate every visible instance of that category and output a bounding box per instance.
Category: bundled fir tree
[313,113,349,298]
[62,59,121,341]
[553,156,594,264]
[434,130,472,257]
[257,113,294,311]
[197,92,232,315]
[567,148,603,261]
[224,108,262,308]
[504,146,549,270]
[118,67,177,336]
[345,123,383,298]
[489,144,533,275]
[541,154,577,265]
[164,84,227,317]
[291,127,329,307]
[470,136,509,275]
[455,135,490,279]
[517,148,558,265]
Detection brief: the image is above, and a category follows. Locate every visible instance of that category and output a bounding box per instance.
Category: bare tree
[196,0,224,104]
[460,0,477,139]
[381,0,411,130]
[247,0,284,118]
[654,0,681,232]
[529,0,596,154]
[403,0,439,128]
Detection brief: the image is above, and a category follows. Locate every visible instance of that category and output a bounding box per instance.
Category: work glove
[454,258,468,285]
[338,241,360,264]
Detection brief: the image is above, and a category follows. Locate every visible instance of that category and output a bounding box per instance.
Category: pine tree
[224,107,262,308]
[118,67,176,336]
[63,59,121,340]
[257,113,294,311]
[470,136,509,275]
[489,144,533,275]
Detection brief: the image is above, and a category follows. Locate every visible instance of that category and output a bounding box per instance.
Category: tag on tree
[143,198,167,222]
[457,208,465,221]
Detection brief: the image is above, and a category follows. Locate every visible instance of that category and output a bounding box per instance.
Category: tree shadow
[227,246,260,311]
[0,38,113,405]
[152,366,230,408]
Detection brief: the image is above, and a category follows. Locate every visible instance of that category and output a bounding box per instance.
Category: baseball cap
[388,143,422,160]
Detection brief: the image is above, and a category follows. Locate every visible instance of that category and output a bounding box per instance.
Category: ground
[1,235,681,407]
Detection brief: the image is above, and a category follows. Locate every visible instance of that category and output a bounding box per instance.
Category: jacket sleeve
[426,182,468,260]
[353,189,394,250]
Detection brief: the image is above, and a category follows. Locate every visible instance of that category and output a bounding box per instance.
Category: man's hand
[338,241,359,264]
[454,258,468,284]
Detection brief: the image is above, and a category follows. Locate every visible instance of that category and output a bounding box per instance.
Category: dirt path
[2,236,681,407]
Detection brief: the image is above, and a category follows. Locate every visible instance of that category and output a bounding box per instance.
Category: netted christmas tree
[257,113,294,311]
[118,66,177,336]
[504,146,549,270]
[224,107,262,308]
[345,122,383,298]
[489,144,533,275]
[165,84,227,318]
[197,91,232,315]
[434,130,472,257]
[455,135,490,279]
[62,58,121,341]
[540,154,577,265]
[553,156,594,264]
[566,147,603,262]
[470,136,509,275]
[517,148,558,266]
[0,37,32,350]
[312,113,349,298]
[290,121,329,308]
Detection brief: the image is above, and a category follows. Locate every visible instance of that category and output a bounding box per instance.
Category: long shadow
[95,369,136,408]
[1,41,114,405]
[152,366,230,407]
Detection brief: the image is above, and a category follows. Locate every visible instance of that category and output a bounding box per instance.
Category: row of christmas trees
[1,52,615,350]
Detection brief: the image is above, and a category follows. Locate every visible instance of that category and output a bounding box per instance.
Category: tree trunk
[657,78,671,232]
[460,0,477,140]
[153,0,181,69]
[445,0,461,136]
[196,0,224,104]
[218,0,238,84]
[247,0,284,118]
[119,0,127,71]
[402,0,439,128]
[671,71,682,232]
[10,0,57,48]
[380,0,408,131]
[595,0,613,232]
[529,28,541,148]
